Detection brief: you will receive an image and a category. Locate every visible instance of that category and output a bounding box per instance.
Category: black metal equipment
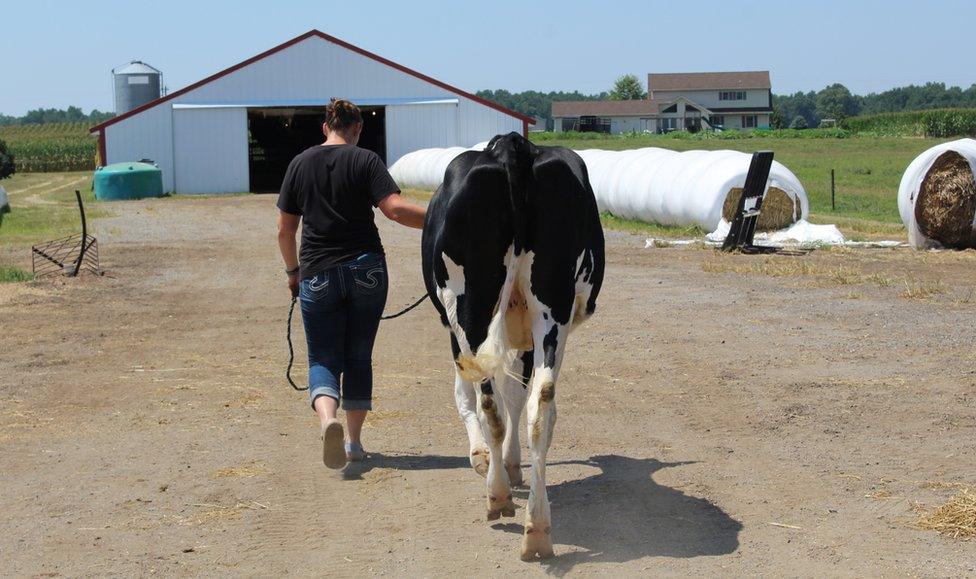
[31,190,100,277]
[721,151,780,254]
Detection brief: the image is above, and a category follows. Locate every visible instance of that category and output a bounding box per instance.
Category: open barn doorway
[247,106,386,193]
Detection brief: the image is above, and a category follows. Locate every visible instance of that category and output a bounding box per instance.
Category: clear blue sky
[2,0,975,116]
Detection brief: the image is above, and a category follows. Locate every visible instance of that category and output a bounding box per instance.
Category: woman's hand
[287,273,299,299]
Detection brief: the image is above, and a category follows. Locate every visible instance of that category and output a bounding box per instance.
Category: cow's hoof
[520,523,553,561]
[505,462,523,487]
[471,446,489,477]
[486,494,516,521]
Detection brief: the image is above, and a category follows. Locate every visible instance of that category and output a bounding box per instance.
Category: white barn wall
[175,38,446,105]
[173,107,249,194]
[386,103,458,165]
[610,117,654,133]
[457,99,523,146]
[104,106,174,191]
[98,33,528,194]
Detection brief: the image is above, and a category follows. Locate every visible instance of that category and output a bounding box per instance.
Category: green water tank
[93,162,164,201]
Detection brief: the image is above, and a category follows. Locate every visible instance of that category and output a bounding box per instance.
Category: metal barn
[89,30,532,194]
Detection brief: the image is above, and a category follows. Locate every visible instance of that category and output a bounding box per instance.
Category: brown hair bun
[325,98,362,131]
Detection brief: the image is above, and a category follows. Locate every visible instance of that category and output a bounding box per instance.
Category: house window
[710,115,725,127]
[719,91,746,101]
[743,115,758,128]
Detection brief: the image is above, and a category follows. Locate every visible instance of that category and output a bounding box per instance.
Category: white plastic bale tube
[576,148,809,231]
[898,138,976,249]
[389,146,471,191]
[390,145,808,232]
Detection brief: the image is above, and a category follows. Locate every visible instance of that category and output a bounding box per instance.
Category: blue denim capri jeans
[299,252,388,411]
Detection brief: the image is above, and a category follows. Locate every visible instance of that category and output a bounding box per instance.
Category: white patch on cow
[457,245,519,384]
[437,252,471,357]
[572,250,596,329]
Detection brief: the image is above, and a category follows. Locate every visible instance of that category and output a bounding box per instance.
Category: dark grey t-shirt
[277,144,399,279]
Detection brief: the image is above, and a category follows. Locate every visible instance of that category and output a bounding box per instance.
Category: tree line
[6,81,976,131]
[479,81,976,130]
[0,106,114,126]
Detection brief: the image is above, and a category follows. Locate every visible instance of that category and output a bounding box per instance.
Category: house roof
[91,30,533,133]
[551,100,662,117]
[648,71,771,92]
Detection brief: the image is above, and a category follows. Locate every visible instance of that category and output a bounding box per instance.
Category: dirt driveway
[1,194,974,576]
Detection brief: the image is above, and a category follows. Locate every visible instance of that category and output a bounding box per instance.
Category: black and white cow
[421,132,605,560]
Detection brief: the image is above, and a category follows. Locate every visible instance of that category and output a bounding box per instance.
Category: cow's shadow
[340,452,470,479]
[341,452,741,574]
[495,455,742,575]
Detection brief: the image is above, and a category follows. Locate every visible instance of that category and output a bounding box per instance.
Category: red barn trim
[90,30,532,133]
[97,132,107,166]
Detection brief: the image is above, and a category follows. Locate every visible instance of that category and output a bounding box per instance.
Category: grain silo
[112,61,162,115]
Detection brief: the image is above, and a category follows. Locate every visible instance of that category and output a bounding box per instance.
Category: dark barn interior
[247,106,386,193]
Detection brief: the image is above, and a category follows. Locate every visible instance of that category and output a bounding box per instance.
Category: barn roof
[90,29,533,133]
[648,71,771,92]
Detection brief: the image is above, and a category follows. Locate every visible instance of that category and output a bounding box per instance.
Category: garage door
[173,107,249,194]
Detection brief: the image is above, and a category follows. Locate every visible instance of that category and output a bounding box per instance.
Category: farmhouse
[552,71,772,134]
[89,30,532,194]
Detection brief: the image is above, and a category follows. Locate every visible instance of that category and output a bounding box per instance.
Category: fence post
[831,169,836,211]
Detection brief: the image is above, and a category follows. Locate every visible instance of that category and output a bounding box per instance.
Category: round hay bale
[914,151,976,249]
[722,186,798,231]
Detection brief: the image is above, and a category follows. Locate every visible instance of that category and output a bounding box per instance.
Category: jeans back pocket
[349,257,387,296]
[301,271,332,302]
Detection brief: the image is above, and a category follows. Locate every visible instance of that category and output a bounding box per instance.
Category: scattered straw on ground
[213,461,268,479]
[916,487,976,539]
[701,257,861,285]
[916,151,976,249]
[722,186,798,231]
[900,278,948,300]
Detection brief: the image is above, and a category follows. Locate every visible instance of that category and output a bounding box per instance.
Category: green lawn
[531,133,952,235]
[0,171,103,246]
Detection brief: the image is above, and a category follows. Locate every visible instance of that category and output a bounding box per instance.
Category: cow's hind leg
[521,320,568,561]
[454,371,490,477]
[501,350,531,487]
[476,379,516,520]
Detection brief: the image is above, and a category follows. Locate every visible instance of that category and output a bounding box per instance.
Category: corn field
[0,122,97,172]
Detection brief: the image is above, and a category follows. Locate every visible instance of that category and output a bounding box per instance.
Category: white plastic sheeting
[577,148,808,230]
[390,145,809,231]
[897,138,976,249]
[705,219,844,245]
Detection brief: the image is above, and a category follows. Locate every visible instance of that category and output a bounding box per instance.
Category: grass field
[0,171,102,247]
[0,133,952,246]
[0,122,96,172]
[530,133,951,238]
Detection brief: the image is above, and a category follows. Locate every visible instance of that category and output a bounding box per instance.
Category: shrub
[789,115,808,130]
[0,139,14,180]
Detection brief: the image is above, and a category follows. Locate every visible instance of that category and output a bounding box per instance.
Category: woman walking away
[277,98,426,470]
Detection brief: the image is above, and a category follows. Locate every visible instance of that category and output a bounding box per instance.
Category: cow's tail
[456,308,516,385]
[454,247,522,386]
[486,132,537,251]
